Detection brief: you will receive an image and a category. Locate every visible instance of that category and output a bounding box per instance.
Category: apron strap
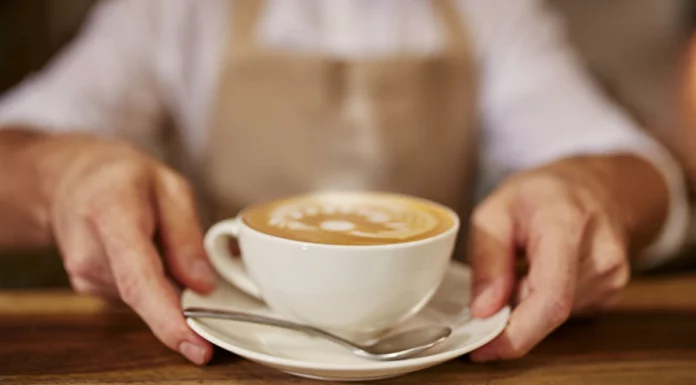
[434,0,471,55]
[231,0,265,52]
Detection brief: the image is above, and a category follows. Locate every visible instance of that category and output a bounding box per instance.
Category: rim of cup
[235,191,461,250]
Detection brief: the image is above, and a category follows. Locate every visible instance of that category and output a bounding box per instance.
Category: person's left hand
[467,158,639,362]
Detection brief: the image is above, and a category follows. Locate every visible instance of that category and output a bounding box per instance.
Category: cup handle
[204,218,263,299]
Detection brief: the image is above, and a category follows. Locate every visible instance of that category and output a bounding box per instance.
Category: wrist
[0,128,56,248]
[25,132,86,204]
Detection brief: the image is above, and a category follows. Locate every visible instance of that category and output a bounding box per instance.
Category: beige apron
[204,0,479,247]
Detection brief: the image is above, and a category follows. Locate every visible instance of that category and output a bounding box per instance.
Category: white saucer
[182,261,510,381]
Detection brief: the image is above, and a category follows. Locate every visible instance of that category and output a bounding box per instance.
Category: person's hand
[34,134,216,364]
[467,156,660,361]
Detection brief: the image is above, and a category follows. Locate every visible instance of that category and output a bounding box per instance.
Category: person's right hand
[34,133,217,364]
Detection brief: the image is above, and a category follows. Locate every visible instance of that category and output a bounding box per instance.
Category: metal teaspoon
[183,307,451,361]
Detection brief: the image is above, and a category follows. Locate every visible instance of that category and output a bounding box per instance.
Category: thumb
[469,199,516,318]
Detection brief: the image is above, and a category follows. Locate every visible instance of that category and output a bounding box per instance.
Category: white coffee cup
[204,195,459,339]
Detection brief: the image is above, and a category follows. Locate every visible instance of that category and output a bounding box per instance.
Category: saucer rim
[184,261,511,372]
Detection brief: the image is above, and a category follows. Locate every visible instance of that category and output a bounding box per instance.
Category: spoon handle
[183,307,359,350]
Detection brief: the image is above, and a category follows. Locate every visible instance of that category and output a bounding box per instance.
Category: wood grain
[2,271,696,384]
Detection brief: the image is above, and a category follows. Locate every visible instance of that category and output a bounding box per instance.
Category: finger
[471,204,587,361]
[513,276,531,306]
[154,170,216,293]
[574,261,628,313]
[574,219,628,313]
[70,276,120,298]
[54,208,116,289]
[469,198,516,318]
[91,190,213,365]
[572,217,601,309]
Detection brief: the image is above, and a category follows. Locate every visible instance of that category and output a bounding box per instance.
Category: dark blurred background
[1,0,695,288]
[0,0,94,92]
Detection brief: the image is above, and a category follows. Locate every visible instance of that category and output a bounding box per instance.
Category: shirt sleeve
[460,0,690,268]
[0,0,165,147]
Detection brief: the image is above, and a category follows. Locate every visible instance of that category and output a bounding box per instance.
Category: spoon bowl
[184,307,451,361]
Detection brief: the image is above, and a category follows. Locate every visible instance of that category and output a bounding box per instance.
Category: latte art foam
[242,192,455,245]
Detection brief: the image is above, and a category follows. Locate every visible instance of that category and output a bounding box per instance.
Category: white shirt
[0,0,689,268]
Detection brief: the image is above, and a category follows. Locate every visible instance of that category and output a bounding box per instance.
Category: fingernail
[180,341,207,365]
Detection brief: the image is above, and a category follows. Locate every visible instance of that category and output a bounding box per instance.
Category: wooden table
[2,271,696,385]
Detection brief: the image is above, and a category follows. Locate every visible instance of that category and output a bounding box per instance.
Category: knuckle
[548,294,573,325]
[64,256,97,279]
[75,203,94,223]
[84,166,150,214]
[84,187,137,222]
[85,196,113,224]
[85,193,156,238]
[471,205,488,227]
[70,277,100,296]
[105,141,149,165]
[521,173,569,199]
[533,198,587,234]
[102,156,150,184]
[595,260,618,278]
[471,198,508,234]
[536,173,566,191]
[117,273,144,308]
[87,199,152,236]
[551,200,586,227]
[139,309,191,350]
[592,234,629,283]
[609,265,630,292]
[159,169,196,200]
[129,210,156,236]
[158,322,190,349]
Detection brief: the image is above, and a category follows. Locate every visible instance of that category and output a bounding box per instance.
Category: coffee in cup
[242,192,455,246]
[204,191,459,340]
